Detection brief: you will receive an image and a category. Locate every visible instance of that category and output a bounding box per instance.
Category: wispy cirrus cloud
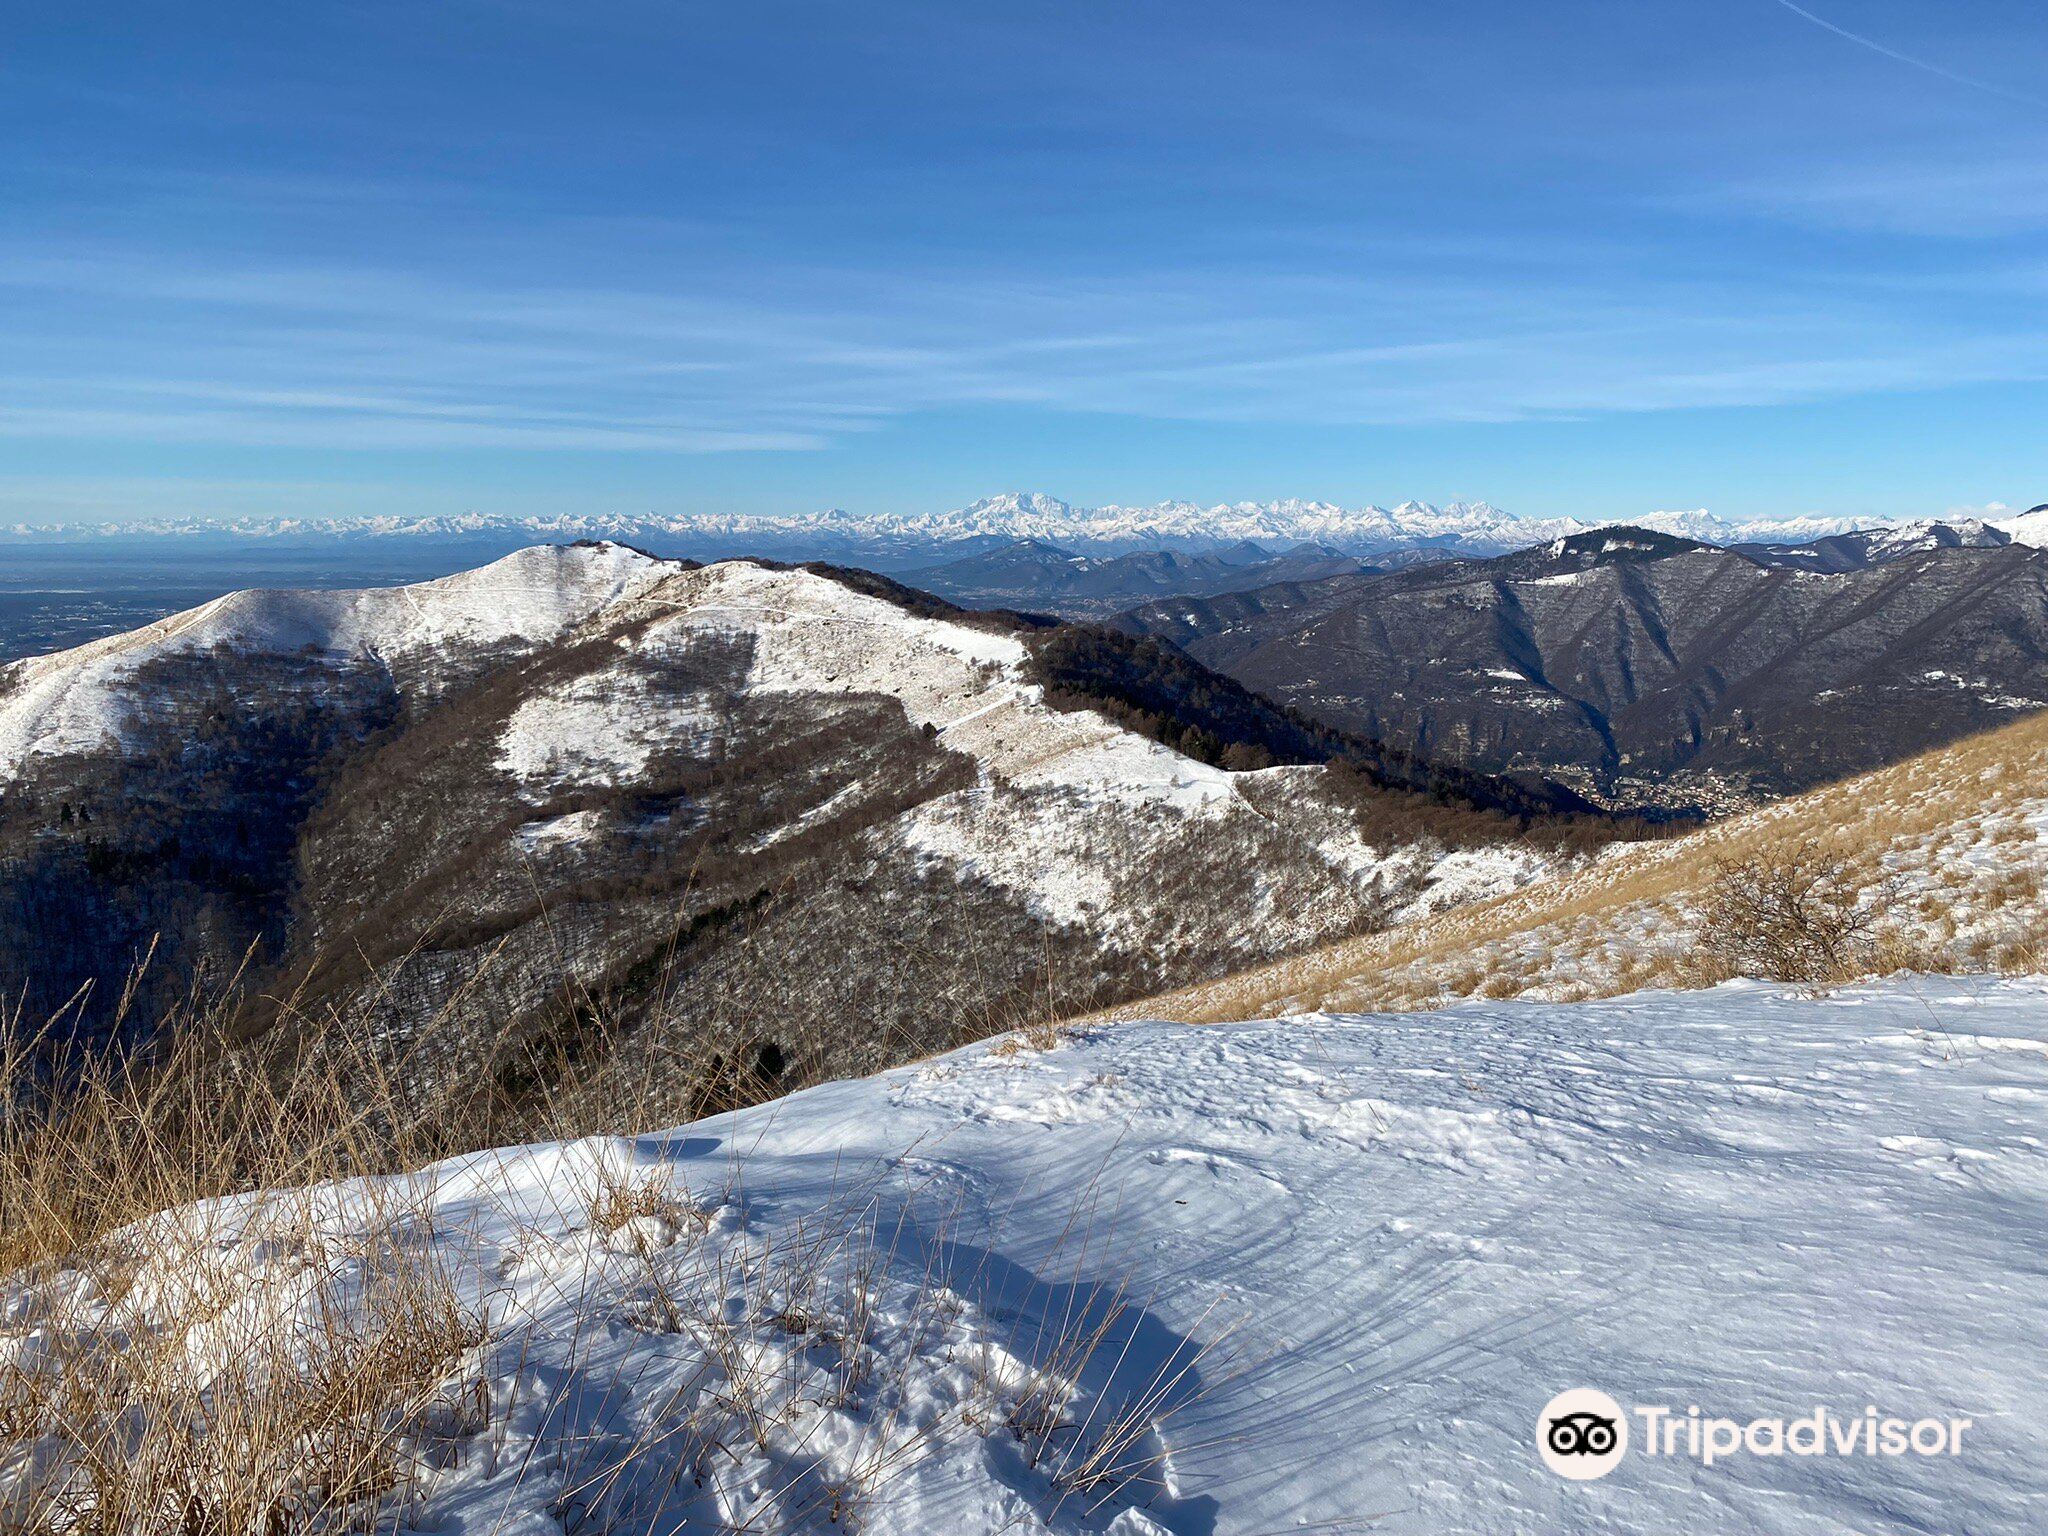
[1,236,2042,454]
[0,405,826,454]
[1666,156,2048,236]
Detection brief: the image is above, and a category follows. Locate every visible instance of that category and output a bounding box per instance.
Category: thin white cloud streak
[1769,1,2046,108]
[1668,156,2048,234]
[0,474,653,523]
[1,241,2043,449]
[0,405,825,453]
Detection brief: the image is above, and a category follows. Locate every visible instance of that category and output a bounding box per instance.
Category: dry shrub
[1864,927,1953,977]
[0,999,414,1279]
[962,933,1080,1058]
[0,920,822,1281]
[1990,927,2047,974]
[585,1164,713,1252]
[1979,864,2044,908]
[1693,842,1895,986]
[0,967,514,1532]
[0,966,477,1525]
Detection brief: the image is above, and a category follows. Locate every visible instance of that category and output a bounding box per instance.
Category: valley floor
[7,977,2043,1533]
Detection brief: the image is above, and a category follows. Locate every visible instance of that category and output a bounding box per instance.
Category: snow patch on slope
[497,668,723,787]
[564,560,1237,806]
[486,560,1540,944]
[1994,506,2048,548]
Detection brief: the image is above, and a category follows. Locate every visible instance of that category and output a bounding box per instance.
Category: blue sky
[2,0,2042,525]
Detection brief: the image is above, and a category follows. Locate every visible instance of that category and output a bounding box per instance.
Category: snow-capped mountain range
[8,491,2036,561]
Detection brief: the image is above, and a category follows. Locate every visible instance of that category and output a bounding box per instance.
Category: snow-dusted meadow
[4,976,2039,1533]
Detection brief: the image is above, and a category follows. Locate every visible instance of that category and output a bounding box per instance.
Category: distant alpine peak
[956,491,1078,521]
[931,494,1550,549]
[931,495,1883,553]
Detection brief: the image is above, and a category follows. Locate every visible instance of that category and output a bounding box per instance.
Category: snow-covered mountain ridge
[0,543,1575,1091]
[8,493,2023,560]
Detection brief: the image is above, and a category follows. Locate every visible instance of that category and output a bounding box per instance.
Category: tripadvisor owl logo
[1537,1388,1628,1480]
[1536,1388,1976,1481]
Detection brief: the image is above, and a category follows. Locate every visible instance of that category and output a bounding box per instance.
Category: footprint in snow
[1878,1134,1999,1181]
[1147,1146,1291,1192]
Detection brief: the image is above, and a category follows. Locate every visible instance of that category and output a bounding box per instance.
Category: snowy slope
[9,976,2039,1533]
[1122,700,2048,1027]
[497,558,1230,803]
[0,543,668,778]
[492,558,1544,948]
[1854,516,2006,556]
[1994,505,2048,548]
[1735,518,2011,568]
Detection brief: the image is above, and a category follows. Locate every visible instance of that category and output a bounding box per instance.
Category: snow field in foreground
[7,977,2043,1533]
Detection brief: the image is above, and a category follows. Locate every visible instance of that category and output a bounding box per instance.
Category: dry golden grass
[0,949,708,1531]
[0,940,1238,1531]
[1091,709,2048,1024]
[986,1017,1072,1057]
[585,1163,715,1253]
[0,1171,493,1533]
